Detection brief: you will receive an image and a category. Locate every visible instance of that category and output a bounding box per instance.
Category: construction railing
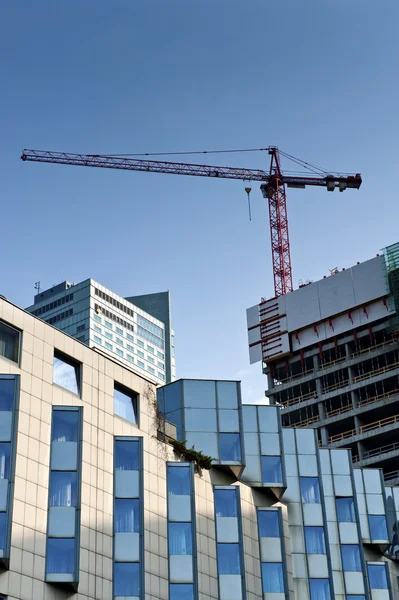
[352,339,396,358]
[361,440,399,461]
[322,379,349,394]
[325,404,353,419]
[274,366,315,385]
[353,360,399,383]
[279,389,318,408]
[328,411,399,443]
[383,469,399,483]
[288,415,320,428]
[320,356,346,370]
[358,386,399,408]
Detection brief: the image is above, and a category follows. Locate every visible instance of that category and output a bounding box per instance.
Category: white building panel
[334,475,352,497]
[352,256,387,305]
[298,455,318,477]
[308,554,328,578]
[333,570,345,595]
[303,504,323,526]
[260,538,282,562]
[339,522,359,544]
[246,305,260,328]
[216,517,239,543]
[219,574,243,600]
[318,269,355,320]
[344,571,365,595]
[292,553,307,578]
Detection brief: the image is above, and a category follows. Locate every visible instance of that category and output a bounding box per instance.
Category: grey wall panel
[246,305,260,328]
[318,269,355,320]
[248,326,261,345]
[352,256,387,305]
[285,284,321,332]
[249,344,262,365]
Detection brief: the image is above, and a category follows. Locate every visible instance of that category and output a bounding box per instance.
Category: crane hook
[245,185,252,221]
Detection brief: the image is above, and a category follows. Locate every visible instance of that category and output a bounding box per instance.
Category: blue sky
[1,1,399,403]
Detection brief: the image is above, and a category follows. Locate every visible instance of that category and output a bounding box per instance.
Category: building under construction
[247,242,399,484]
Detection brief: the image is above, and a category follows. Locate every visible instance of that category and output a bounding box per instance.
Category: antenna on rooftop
[34,281,41,295]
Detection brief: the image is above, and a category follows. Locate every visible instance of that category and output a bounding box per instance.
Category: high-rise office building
[26,279,175,385]
[0,295,399,599]
[247,242,399,484]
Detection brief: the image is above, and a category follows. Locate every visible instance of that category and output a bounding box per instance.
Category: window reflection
[114,384,138,424]
[53,352,80,395]
[0,321,20,363]
[261,456,283,483]
[219,433,241,462]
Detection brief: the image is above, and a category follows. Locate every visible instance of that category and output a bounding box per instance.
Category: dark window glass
[261,563,284,593]
[368,515,388,540]
[169,584,194,600]
[167,466,190,495]
[0,512,6,549]
[115,499,140,533]
[0,321,19,363]
[49,472,77,507]
[0,379,14,411]
[0,443,11,479]
[219,433,241,462]
[215,489,237,518]
[53,352,80,395]
[261,456,283,483]
[217,543,241,574]
[305,527,326,554]
[46,538,75,574]
[169,522,192,555]
[336,497,355,522]
[114,562,140,596]
[115,441,139,471]
[309,578,330,600]
[341,545,362,572]
[300,477,320,503]
[346,596,366,600]
[114,384,137,424]
[258,510,279,538]
[367,564,388,589]
[52,411,79,442]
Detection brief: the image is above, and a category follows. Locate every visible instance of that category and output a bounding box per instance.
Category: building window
[336,497,355,522]
[115,499,140,533]
[53,351,80,396]
[169,522,192,555]
[127,354,134,363]
[116,348,123,358]
[105,321,113,330]
[148,355,155,365]
[217,543,240,574]
[219,433,241,462]
[147,366,155,375]
[368,515,388,540]
[114,562,140,597]
[49,472,77,507]
[137,360,144,369]
[93,314,102,323]
[261,456,283,483]
[137,339,145,348]
[367,564,388,589]
[94,325,101,333]
[126,333,134,342]
[76,324,85,333]
[137,350,145,358]
[94,335,102,345]
[52,410,79,442]
[0,321,20,364]
[116,338,123,346]
[127,344,134,352]
[215,488,237,517]
[158,372,165,381]
[116,327,123,335]
[105,331,113,340]
[114,384,138,425]
[147,345,155,354]
[309,578,330,600]
[258,510,279,537]
[46,538,75,576]
[105,342,113,351]
[158,361,165,370]
[157,351,164,359]
[341,545,362,572]
[305,527,326,554]
[300,477,320,503]
[261,563,284,593]
[169,584,194,600]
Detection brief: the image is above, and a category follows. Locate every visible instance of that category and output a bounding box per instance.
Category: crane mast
[21,147,362,298]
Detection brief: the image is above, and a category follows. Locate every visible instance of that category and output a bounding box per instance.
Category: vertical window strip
[45,407,82,587]
[214,486,245,600]
[0,375,19,567]
[167,463,197,600]
[114,438,143,600]
[257,508,286,595]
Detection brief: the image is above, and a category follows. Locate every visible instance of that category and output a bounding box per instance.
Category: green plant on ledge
[168,438,213,470]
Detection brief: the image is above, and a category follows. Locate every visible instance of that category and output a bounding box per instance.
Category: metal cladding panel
[284,284,321,332]
[353,256,388,304]
[318,269,355,319]
[247,305,260,328]
[249,343,262,365]
[248,326,261,345]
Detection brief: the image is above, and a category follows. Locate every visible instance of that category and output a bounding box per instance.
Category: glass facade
[215,487,244,600]
[167,464,196,598]
[114,439,142,599]
[46,407,82,585]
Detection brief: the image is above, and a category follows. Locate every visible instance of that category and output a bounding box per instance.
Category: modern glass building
[25,279,175,385]
[1,295,399,599]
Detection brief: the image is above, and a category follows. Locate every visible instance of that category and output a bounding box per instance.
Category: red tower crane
[21,147,362,298]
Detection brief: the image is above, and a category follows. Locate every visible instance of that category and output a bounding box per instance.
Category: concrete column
[320,426,328,446]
